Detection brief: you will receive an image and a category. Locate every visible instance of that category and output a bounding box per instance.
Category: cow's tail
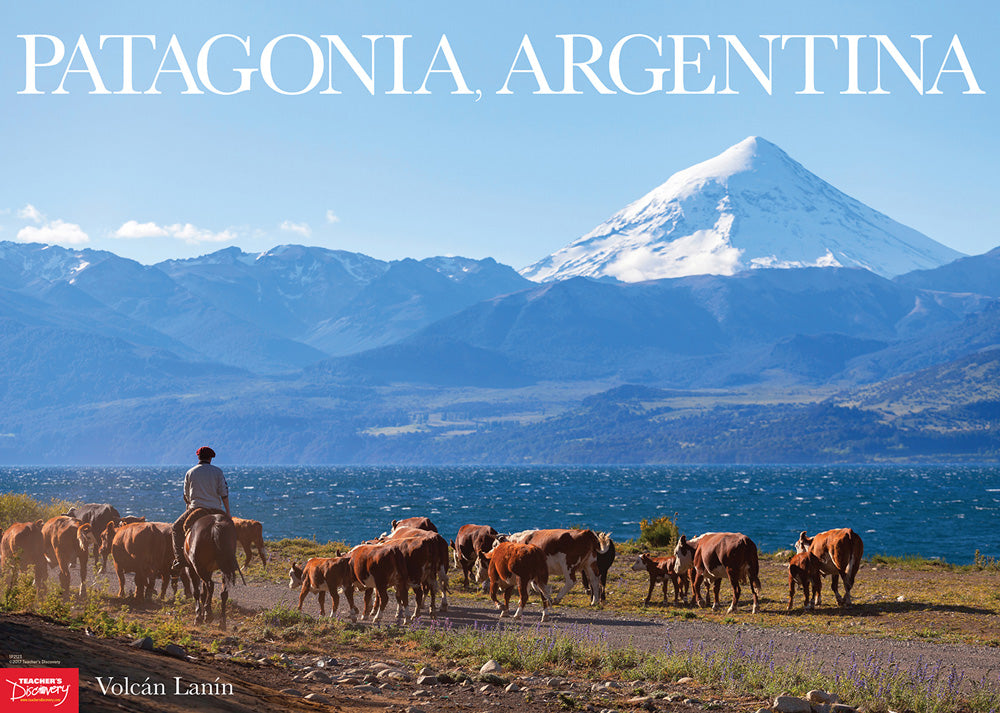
[845,530,863,591]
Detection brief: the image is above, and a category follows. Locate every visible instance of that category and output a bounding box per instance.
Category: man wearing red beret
[170,446,231,572]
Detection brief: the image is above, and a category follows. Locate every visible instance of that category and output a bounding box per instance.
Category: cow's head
[631,553,653,572]
[99,522,118,556]
[76,522,97,551]
[288,563,304,589]
[673,535,696,574]
[596,531,613,554]
[474,550,493,591]
[794,531,812,554]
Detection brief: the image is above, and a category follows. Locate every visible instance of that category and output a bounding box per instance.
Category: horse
[183,514,245,630]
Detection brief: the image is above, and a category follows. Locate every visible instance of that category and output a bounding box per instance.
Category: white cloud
[326,210,341,224]
[109,220,236,244]
[280,220,312,237]
[166,223,237,244]
[113,220,170,239]
[18,204,44,223]
[17,219,90,246]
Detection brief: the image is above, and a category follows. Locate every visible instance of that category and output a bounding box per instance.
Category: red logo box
[2,669,78,711]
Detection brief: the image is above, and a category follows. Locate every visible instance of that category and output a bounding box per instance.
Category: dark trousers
[172,507,225,561]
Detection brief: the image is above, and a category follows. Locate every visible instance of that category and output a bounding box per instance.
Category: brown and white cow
[1,520,47,592]
[232,517,268,571]
[787,551,822,611]
[795,528,864,607]
[289,556,358,621]
[387,526,450,617]
[451,524,501,590]
[507,529,611,606]
[42,516,97,596]
[673,532,761,614]
[477,541,552,622]
[390,517,438,533]
[348,542,409,623]
[631,553,688,606]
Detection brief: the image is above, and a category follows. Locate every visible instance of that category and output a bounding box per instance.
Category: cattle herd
[0,504,865,630]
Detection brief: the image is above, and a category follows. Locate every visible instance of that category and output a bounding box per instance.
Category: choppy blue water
[2,465,998,563]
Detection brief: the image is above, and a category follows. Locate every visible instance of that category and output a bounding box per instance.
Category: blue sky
[0,1,996,268]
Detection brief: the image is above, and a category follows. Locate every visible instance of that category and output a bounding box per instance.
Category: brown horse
[183,515,245,630]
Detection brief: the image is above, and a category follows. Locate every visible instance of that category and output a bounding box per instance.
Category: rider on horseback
[171,446,230,573]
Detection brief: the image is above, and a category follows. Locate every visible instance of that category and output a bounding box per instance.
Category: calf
[581,536,615,603]
[42,516,97,596]
[348,543,409,623]
[788,551,822,611]
[631,553,688,605]
[289,556,358,620]
[477,541,551,622]
[674,532,761,614]
[795,528,864,606]
[451,524,501,590]
[64,503,120,574]
[1,520,47,592]
[232,517,268,571]
[508,529,611,606]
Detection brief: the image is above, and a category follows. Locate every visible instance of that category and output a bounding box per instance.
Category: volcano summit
[521,137,963,283]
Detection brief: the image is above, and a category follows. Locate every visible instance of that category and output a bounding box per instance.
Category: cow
[581,537,616,603]
[289,556,358,620]
[64,503,120,574]
[507,529,611,606]
[1,520,47,592]
[387,526,450,617]
[631,553,688,606]
[41,516,97,597]
[104,522,170,600]
[232,517,268,571]
[348,542,408,623]
[788,551,822,611]
[101,521,190,600]
[184,514,245,630]
[450,524,501,590]
[795,528,864,607]
[390,517,438,533]
[673,532,761,614]
[476,541,552,622]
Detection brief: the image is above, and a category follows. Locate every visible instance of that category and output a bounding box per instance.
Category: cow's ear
[679,535,686,545]
[798,531,808,540]
[34,519,43,527]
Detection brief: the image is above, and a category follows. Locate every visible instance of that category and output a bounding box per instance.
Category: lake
[2,464,997,563]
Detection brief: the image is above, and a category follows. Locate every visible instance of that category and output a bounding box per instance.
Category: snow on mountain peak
[521,136,963,283]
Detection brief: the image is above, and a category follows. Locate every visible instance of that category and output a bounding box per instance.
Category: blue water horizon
[2,464,997,564]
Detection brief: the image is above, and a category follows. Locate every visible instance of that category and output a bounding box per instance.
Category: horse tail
[213,519,242,588]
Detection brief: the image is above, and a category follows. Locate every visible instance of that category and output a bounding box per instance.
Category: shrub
[639,514,679,550]
[0,493,77,531]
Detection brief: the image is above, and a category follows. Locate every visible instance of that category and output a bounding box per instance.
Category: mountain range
[0,137,997,464]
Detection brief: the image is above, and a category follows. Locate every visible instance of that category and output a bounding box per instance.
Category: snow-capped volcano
[521,136,963,282]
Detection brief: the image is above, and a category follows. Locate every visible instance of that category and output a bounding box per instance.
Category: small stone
[628,696,651,704]
[684,700,701,707]
[130,636,154,650]
[480,660,502,675]
[412,690,431,698]
[304,693,329,703]
[314,659,327,668]
[831,706,858,713]
[370,662,391,671]
[353,684,379,693]
[280,689,303,697]
[419,666,436,676]
[479,685,492,693]
[336,677,361,685]
[416,675,438,686]
[807,690,838,704]
[304,670,331,683]
[773,696,812,713]
[754,708,773,713]
[897,595,905,602]
[505,683,521,693]
[678,676,695,684]
[406,707,427,713]
[163,644,188,660]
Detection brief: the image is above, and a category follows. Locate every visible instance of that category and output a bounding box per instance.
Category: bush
[639,514,679,550]
[0,493,77,531]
